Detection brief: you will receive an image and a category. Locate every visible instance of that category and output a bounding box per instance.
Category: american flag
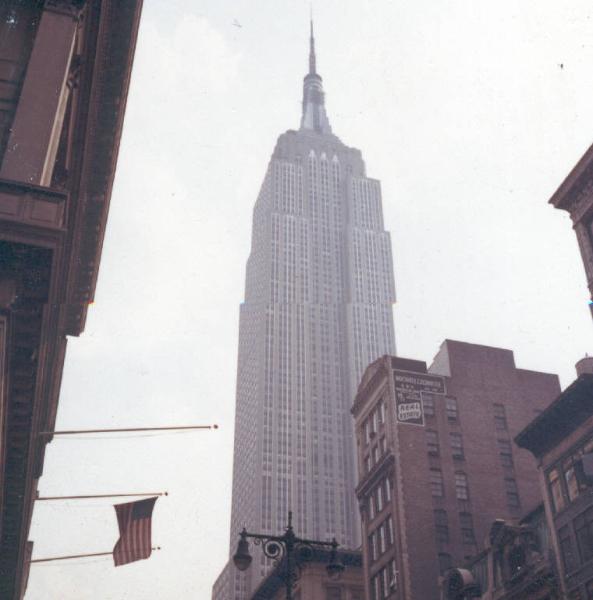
[113,497,158,566]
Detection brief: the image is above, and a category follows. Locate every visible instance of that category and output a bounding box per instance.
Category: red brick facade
[352,340,561,600]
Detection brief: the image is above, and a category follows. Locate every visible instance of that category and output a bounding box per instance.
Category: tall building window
[445,397,458,421]
[434,509,449,543]
[426,430,439,456]
[368,531,378,562]
[438,552,452,575]
[548,468,566,513]
[376,484,384,512]
[378,523,387,554]
[455,472,469,501]
[564,459,580,502]
[378,400,386,424]
[505,478,520,508]
[459,512,476,545]
[423,394,435,417]
[373,444,380,465]
[365,419,371,445]
[388,559,398,592]
[575,506,593,564]
[384,478,392,502]
[371,566,392,600]
[450,432,464,459]
[326,587,342,600]
[493,403,508,431]
[430,469,444,497]
[559,524,578,573]
[498,439,513,468]
[386,515,394,546]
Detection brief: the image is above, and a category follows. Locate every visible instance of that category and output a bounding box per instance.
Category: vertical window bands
[505,478,520,508]
[559,524,578,573]
[575,506,593,564]
[450,432,464,459]
[426,430,440,456]
[493,403,508,432]
[459,512,476,546]
[455,472,469,501]
[445,397,458,421]
[549,468,565,513]
[430,469,445,498]
[434,509,449,543]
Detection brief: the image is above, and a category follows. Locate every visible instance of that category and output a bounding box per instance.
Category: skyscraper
[213,23,396,600]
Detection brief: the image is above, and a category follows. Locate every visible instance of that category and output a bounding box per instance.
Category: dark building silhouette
[0,1,142,597]
[249,548,364,600]
[516,358,593,599]
[549,144,593,320]
[352,340,561,600]
[441,504,559,600]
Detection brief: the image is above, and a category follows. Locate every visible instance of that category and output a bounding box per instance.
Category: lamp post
[233,511,345,600]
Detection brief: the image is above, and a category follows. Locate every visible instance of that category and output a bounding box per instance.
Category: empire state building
[213,23,396,599]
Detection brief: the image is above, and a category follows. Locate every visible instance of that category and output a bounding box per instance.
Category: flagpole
[29,548,161,564]
[38,424,218,436]
[37,492,168,501]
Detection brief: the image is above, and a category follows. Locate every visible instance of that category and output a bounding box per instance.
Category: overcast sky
[26,1,593,598]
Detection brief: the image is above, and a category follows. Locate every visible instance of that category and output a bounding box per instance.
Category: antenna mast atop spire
[309,9,317,75]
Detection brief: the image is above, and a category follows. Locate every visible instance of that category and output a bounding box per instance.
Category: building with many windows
[212,22,397,600]
[516,358,593,599]
[352,340,561,600]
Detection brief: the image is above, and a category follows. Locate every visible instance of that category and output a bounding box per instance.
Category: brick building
[548,143,593,319]
[249,548,364,600]
[0,1,142,597]
[351,340,561,600]
[516,358,593,599]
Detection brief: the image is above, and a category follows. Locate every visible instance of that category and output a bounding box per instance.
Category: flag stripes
[113,497,157,566]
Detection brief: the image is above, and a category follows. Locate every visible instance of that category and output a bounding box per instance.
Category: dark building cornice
[549,142,593,215]
[515,374,593,458]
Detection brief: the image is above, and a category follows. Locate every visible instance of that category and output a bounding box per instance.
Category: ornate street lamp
[233,511,345,600]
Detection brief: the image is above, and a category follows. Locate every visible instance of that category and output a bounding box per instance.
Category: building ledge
[0,178,67,232]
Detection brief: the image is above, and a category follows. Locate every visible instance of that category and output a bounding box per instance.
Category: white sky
[26,1,593,598]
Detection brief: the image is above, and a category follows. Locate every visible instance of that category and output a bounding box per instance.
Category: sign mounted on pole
[393,370,446,426]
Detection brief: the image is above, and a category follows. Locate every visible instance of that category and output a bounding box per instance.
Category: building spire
[309,18,316,75]
[300,16,332,135]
